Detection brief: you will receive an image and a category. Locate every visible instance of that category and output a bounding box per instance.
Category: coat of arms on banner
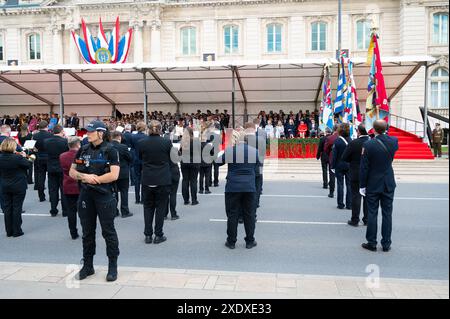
[72,17,133,64]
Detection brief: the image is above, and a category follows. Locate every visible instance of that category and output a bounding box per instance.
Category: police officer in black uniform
[69,121,120,282]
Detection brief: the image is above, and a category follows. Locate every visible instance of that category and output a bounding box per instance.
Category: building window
[181,27,196,56]
[433,13,448,45]
[0,34,4,61]
[267,23,282,53]
[431,68,449,108]
[356,20,372,50]
[28,33,41,60]
[224,25,239,54]
[311,22,327,51]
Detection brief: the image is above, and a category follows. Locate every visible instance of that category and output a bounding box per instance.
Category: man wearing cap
[69,120,120,282]
[432,123,444,158]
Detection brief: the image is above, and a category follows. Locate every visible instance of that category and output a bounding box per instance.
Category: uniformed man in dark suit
[331,123,352,210]
[69,121,120,282]
[324,125,339,198]
[432,123,444,158]
[342,124,370,226]
[316,128,331,189]
[45,125,69,217]
[110,131,133,218]
[33,121,54,202]
[131,122,147,204]
[360,120,399,252]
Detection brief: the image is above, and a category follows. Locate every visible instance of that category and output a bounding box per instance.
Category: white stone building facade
[0,0,448,121]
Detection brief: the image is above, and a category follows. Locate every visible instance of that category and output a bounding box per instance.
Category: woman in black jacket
[0,137,30,237]
[18,123,33,184]
[179,127,200,205]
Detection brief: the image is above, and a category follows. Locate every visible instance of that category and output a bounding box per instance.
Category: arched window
[28,33,41,60]
[311,22,327,51]
[181,27,196,56]
[356,20,372,50]
[224,25,239,54]
[431,68,449,108]
[267,23,282,53]
[433,13,448,45]
[0,33,4,61]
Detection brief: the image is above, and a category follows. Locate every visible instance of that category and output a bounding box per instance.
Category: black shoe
[361,243,377,252]
[122,213,133,218]
[323,185,328,189]
[50,213,58,217]
[171,215,180,221]
[382,246,391,252]
[164,216,168,220]
[12,231,24,238]
[345,206,352,210]
[205,190,211,194]
[62,213,67,217]
[71,233,79,240]
[337,205,345,210]
[145,236,153,244]
[106,257,118,282]
[199,190,204,194]
[184,201,190,205]
[347,220,359,227]
[214,184,219,187]
[225,241,235,249]
[191,201,199,206]
[246,241,257,249]
[328,193,334,198]
[115,211,120,218]
[6,233,12,238]
[21,210,26,214]
[363,221,368,226]
[40,199,46,202]
[238,218,244,224]
[153,236,167,244]
[135,201,141,204]
[76,258,95,280]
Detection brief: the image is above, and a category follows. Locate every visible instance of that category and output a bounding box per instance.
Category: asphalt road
[0,180,448,281]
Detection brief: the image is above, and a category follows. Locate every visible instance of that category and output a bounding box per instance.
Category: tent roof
[0,56,435,109]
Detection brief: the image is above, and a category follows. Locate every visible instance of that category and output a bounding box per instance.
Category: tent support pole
[143,70,148,125]
[423,63,430,143]
[232,68,236,129]
[177,102,180,114]
[58,70,64,126]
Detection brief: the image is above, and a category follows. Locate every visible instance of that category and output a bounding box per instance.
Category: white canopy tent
[0,56,435,127]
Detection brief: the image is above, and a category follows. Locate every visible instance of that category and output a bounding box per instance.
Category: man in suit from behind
[324,125,339,198]
[342,124,370,226]
[316,128,331,189]
[360,120,399,252]
[331,123,352,210]
[33,120,54,202]
[131,122,147,204]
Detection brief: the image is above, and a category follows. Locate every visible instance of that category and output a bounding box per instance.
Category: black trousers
[64,194,79,237]
[33,161,39,190]
[365,189,395,248]
[36,159,48,201]
[336,169,352,208]
[115,178,130,216]
[48,172,66,215]
[143,185,170,237]
[181,165,199,203]
[321,159,328,187]
[209,163,220,186]
[77,189,119,258]
[199,165,212,192]
[2,191,25,237]
[166,178,180,217]
[255,174,263,208]
[328,165,335,194]
[27,161,33,184]
[350,180,368,224]
[133,163,143,202]
[225,192,256,244]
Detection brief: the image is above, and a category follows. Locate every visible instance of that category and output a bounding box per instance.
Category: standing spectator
[60,136,81,239]
[110,131,133,218]
[166,156,181,221]
[139,120,173,244]
[0,138,29,237]
[45,125,69,217]
[324,125,339,198]
[331,123,352,210]
[32,120,53,202]
[122,124,135,186]
[432,123,444,158]
[316,128,331,189]
[342,124,370,226]
[131,122,147,204]
[180,127,200,206]
[199,124,213,195]
[360,120,399,252]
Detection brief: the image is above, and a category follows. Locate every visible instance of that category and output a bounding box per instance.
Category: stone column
[132,21,144,63]
[150,20,161,62]
[52,27,64,64]
[68,25,80,64]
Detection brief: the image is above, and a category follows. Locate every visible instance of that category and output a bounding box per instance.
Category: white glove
[330,169,335,174]
[359,188,366,197]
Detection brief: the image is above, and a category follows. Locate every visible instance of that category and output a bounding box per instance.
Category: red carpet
[389,126,434,160]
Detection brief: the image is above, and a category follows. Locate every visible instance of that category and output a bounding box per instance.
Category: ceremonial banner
[320,63,334,131]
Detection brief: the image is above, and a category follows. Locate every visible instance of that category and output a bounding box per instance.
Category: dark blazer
[360,134,399,193]
[316,135,329,162]
[245,130,266,176]
[331,136,351,172]
[131,132,147,166]
[45,136,69,173]
[0,153,30,193]
[33,129,54,160]
[217,143,260,193]
[341,135,370,182]
[169,160,180,183]
[138,135,173,186]
[111,140,132,180]
[324,133,338,164]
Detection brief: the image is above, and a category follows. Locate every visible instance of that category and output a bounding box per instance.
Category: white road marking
[0,213,49,217]
[209,218,347,225]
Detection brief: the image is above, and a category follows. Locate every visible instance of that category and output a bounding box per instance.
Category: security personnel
[33,121,54,202]
[360,120,399,252]
[110,131,133,218]
[69,120,120,282]
[45,125,69,217]
[342,124,370,226]
[432,123,444,158]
